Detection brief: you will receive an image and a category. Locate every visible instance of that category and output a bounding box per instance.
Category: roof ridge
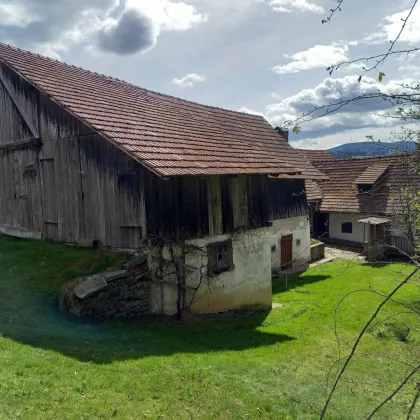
[0,41,265,121]
[296,148,331,152]
[333,153,412,162]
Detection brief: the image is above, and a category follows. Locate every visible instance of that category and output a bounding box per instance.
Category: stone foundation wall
[61,255,151,319]
[310,242,325,262]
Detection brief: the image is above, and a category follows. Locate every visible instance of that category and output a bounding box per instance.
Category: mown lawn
[0,236,419,419]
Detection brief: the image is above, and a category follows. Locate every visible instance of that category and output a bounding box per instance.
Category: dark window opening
[208,239,233,275]
[357,184,372,194]
[342,222,353,234]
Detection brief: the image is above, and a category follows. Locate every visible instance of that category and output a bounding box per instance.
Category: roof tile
[0,42,327,178]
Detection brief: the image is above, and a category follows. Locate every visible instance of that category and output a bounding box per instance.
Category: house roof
[298,149,335,162]
[296,149,334,201]
[354,163,390,185]
[305,180,323,202]
[0,43,327,179]
[311,154,419,215]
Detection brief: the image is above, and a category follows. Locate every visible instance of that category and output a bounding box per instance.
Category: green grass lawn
[0,236,419,419]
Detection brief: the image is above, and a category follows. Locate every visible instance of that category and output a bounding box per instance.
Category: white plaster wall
[267,216,311,270]
[329,213,368,244]
[149,228,272,315]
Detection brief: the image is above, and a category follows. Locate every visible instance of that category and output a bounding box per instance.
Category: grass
[0,236,419,419]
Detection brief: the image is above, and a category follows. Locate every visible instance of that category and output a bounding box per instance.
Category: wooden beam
[207,176,223,236]
[0,138,41,150]
[0,71,40,139]
[229,175,248,229]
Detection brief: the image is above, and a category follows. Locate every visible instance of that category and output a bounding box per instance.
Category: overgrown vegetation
[0,236,419,419]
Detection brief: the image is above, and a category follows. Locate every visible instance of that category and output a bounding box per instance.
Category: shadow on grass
[0,237,294,364]
[0,299,294,364]
[272,273,331,295]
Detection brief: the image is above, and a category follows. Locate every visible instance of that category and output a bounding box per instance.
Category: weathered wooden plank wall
[144,171,209,239]
[268,179,308,220]
[0,62,148,247]
[0,63,34,145]
[247,176,269,227]
[0,147,43,235]
[79,134,146,248]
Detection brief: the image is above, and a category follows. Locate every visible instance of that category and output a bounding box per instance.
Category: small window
[357,184,372,194]
[271,244,277,253]
[296,239,301,247]
[342,222,353,234]
[208,240,233,275]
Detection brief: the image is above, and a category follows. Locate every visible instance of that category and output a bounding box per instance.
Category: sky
[0,0,419,149]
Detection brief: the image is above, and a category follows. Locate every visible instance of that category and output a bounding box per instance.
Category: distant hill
[328,141,416,158]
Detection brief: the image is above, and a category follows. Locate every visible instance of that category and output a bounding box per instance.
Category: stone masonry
[61,254,151,319]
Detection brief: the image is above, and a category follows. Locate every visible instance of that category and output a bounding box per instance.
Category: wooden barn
[0,43,326,314]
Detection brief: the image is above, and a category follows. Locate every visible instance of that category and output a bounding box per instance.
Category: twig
[407,385,420,419]
[371,0,419,71]
[366,364,420,419]
[320,267,420,419]
[322,0,345,24]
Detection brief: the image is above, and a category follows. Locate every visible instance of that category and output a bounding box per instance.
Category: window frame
[341,222,353,234]
[207,239,234,276]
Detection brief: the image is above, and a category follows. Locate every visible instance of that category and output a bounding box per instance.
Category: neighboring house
[303,154,419,257]
[297,149,335,236]
[0,43,327,314]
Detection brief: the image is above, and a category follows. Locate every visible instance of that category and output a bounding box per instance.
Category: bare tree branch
[407,385,420,419]
[366,364,420,419]
[322,0,345,24]
[330,47,420,73]
[320,267,420,419]
[371,0,419,71]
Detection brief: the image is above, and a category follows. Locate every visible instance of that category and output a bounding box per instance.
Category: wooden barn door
[40,158,58,239]
[281,234,293,270]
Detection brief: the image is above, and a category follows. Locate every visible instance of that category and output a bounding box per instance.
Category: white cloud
[397,64,420,78]
[95,0,208,55]
[337,62,367,73]
[261,75,411,138]
[267,0,324,14]
[272,43,349,74]
[382,6,420,43]
[237,107,264,116]
[172,73,206,87]
[357,5,420,46]
[0,0,207,58]
[125,0,207,32]
[0,4,35,27]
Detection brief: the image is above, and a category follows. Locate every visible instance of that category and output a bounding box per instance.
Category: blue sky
[0,0,419,149]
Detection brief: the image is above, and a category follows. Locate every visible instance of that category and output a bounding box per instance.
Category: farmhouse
[302,153,419,257]
[0,43,327,314]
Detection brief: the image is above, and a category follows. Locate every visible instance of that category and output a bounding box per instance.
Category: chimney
[275,127,289,142]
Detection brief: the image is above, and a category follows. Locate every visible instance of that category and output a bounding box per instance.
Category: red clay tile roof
[0,42,327,179]
[298,149,334,162]
[305,179,323,201]
[354,163,390,185]
[311,154,419,215]
[295,149,333,199]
